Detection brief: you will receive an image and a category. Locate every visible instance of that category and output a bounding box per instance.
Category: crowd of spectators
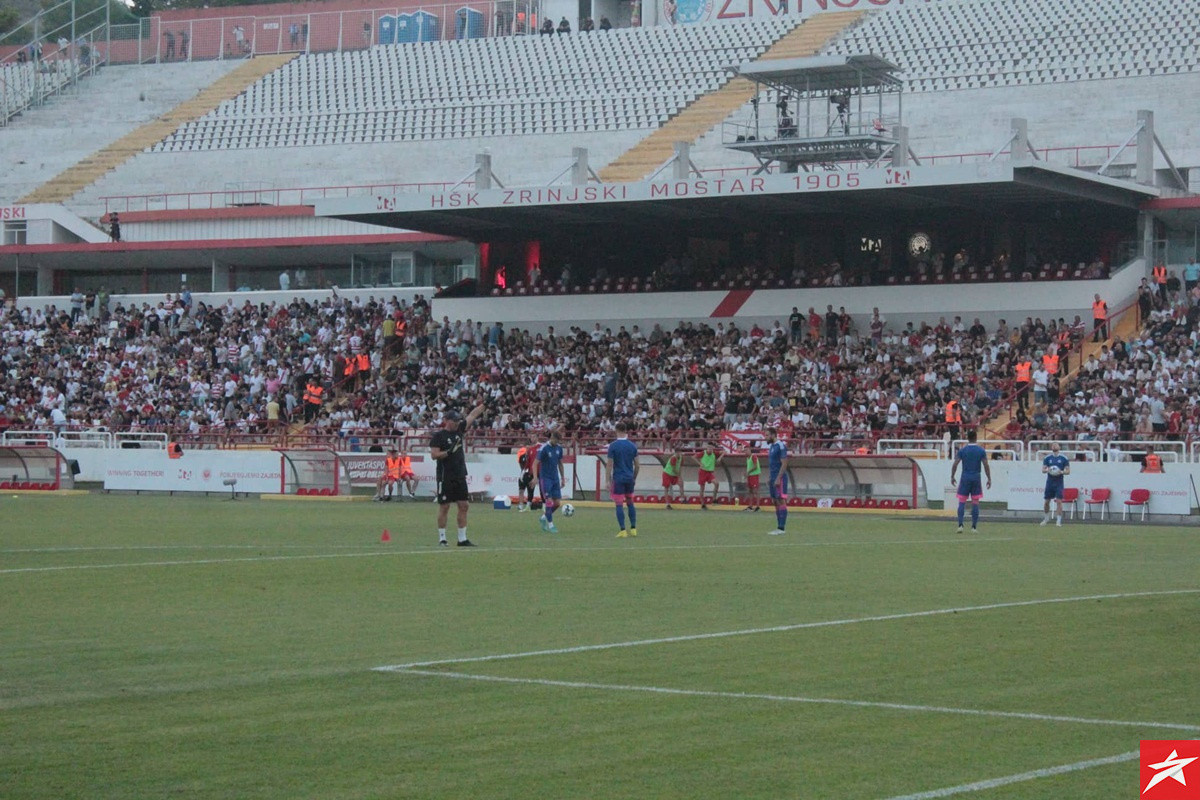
[1009,270,1200,442]
[0,283,1128,448]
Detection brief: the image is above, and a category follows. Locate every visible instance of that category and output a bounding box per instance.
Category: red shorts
[662,473,679,488]
[385,473,400,482]
[400,471,415,481]
[746,474,760,490]
[698,470,715,484]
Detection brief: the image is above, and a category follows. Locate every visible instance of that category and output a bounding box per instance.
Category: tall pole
[70,0,76,87]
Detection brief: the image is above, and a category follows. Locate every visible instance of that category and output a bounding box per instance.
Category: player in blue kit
[1040,442,1071,527]
[535,429,566,533]
[950,429,992,533]
[606,422,639,538]
[765,426,789,535]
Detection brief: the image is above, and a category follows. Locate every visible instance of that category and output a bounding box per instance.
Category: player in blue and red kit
[765,426,789,535]
[606,422,639,538]
[536,429,566,533]
[950,429,992,533]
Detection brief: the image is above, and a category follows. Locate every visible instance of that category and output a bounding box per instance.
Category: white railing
[1028,439,1105,463]
[114,432,169,450]
[1102,440,1186,464]
[951,438,1025,461]
[876,438,947,458]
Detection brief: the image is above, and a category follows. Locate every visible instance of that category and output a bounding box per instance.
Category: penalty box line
[879,750,1140,800]
[374,588,1200,671]
[394,670,1200,734]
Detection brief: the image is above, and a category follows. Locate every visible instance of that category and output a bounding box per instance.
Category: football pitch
[2,493,1197,799]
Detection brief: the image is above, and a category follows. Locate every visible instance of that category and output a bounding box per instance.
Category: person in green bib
[694,444,721,510]
[744,444,762,512]
[661,451,685,509]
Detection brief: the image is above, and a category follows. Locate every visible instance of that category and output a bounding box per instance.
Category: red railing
[100,180,466,215]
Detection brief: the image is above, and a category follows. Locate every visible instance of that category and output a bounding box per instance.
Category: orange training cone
[381,529,391,542]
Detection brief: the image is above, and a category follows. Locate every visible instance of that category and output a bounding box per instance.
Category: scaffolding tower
[723,54,912,173]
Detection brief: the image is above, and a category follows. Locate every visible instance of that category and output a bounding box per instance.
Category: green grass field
[2,493,1197,799]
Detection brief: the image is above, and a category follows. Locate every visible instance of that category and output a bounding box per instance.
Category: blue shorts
[611,477,635,501]
[956,476,983,501]
[769,472,789,501]
[540,480,562,501]
[1043,480,1064,500]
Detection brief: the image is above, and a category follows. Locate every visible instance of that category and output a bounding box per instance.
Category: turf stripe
[396,670,1200,734]
[879,751,1140,799]
[0,536,1013,574]
[375,589,1200,670]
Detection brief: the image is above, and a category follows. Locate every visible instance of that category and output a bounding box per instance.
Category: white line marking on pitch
[394,670,1200,734]
[879,750,1139,799]
[374,589,1200,670]
[0,537,1012,575]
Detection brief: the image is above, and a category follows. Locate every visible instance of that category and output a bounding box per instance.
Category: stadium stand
[823,0,1200,93]
[1,59,86,126]
[151,18,795,152]
[18,54,296,204]
[599,11,861,182]
[0,60,244,204]
[0,288,1099,447]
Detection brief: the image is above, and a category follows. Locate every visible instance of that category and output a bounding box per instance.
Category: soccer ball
[1047,467,1063,477]
[561,503,576,517]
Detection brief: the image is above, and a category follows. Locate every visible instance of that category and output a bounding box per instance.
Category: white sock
[458,527,468,543]
[438,528,447,541]
[1056,514,1062,524]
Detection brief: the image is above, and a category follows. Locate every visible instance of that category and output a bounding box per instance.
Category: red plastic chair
[787,497,802,507]
[878,499,894,509]
[0,482,9,490]
[1061,487,1080,519]
[802,497,818,508]
[18,482,31,490]
[848,498,864,509]
[632,495,646,503]
[717,496,732,506]
[1123,488,1150,521]
[832,498,848,508]
[644,495,660,504]
[687,496,702,505]
[894,499,910,510]
[864,498,879,509]
[1083,488,1111,520]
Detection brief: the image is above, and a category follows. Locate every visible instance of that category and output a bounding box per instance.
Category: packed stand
[1007,267,1200,443]
[0,286,1077,451]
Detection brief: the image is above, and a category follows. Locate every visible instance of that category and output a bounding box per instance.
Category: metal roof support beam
[988,118,1039,163]
[450,153,506,192]
[647,142,702,181]
[545,147,604,186]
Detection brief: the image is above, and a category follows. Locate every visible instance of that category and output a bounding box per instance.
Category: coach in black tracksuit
[430,402,486,547]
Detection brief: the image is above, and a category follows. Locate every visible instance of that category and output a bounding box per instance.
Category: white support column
[891,126,909,168]
[475,154,493,190]
[672,142,692,180]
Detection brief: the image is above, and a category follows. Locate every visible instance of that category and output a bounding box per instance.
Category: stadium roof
[734,54,904,93]
[315,163,1158,242]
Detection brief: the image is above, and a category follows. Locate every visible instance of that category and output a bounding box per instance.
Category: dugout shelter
[0,446,71,490]
[277,448,351,496]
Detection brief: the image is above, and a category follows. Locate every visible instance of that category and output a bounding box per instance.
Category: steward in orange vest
[1014,358,1033,411]
[1152,264,1168,302]
[303,381,323,422]
[1091,295,1109,342]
